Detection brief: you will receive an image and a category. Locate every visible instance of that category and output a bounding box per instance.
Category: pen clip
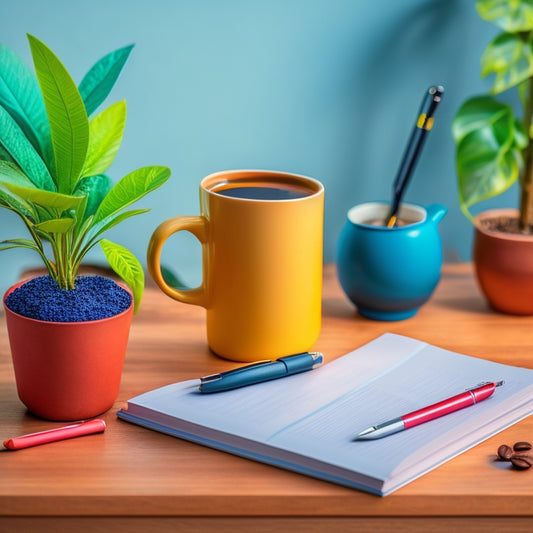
[465,380,504,392]
[465,382,490,391]
[200,360,272,384]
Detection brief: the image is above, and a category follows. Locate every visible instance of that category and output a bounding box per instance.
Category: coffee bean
[510,454,533,470]
[513,441,532,452]
[497,444,513,460]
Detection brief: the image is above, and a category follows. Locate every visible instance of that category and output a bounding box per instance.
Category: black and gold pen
[386,85,444,228]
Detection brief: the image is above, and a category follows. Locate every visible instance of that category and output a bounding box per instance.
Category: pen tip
[353,427,374,441]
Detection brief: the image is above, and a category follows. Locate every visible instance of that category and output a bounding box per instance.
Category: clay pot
[474,208,533,315]
[3,279,133,421]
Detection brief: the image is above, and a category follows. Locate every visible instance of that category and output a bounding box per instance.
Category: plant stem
[520,75,533,232]
[61,232,75,289]
[53,234,66,288]
[22,217,57,279]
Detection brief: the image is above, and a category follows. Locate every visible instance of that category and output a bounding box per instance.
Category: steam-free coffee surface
[214,186,310,200]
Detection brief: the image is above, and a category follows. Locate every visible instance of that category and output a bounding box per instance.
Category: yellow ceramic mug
[147,169,324,362]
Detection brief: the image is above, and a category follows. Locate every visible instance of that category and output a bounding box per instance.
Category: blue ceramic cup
[336,202,447,320]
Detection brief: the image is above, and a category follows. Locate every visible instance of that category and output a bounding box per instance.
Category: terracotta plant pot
[474,208,533,315]
[3,279,134,421]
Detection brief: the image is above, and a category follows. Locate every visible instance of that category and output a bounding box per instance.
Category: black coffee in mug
[211,180,312,201]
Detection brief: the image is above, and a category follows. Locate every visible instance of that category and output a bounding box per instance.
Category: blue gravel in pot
[5,276,132,322]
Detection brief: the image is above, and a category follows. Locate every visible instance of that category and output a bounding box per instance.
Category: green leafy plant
[0,35,171,313]
[452,0,533,230]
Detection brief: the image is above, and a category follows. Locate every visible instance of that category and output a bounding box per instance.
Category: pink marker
[354,381,504,440]
[3,419,106,450]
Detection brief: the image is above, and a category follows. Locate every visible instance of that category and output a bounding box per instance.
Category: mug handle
[147,216,209,308]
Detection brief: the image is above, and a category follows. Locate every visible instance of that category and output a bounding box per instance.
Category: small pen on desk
[3,419,106,450]
[354,381,504,440]
[199,352,324,393]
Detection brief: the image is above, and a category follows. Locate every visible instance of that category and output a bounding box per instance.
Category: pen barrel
[402,392,476,429]
[200,352,321,393]
[393,127,427,194]
[5,419,106,450]
[201,361,288,393]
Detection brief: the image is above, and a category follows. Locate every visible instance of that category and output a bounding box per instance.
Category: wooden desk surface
[1,264,533,532]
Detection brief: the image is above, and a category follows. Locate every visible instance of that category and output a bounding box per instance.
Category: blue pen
[199,352,324,393]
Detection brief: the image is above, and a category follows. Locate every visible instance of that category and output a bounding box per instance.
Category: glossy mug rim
[347,201,426,229]
[200,169,324,202]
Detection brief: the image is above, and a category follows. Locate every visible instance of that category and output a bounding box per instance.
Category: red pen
[354,381,504,440]
[3,419,106,450]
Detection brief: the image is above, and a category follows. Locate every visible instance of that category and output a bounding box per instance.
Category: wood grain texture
[1,264,532,530]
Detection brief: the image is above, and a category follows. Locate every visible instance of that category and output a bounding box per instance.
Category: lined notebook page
[129,334,426,441]
[271,342,533,482]
[124,333,533,490]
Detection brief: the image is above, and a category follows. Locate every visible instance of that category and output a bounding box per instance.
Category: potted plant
[452,0,533,314]
[0,34,170,420]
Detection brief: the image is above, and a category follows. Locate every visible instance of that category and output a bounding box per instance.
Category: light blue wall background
[0,0,515,295]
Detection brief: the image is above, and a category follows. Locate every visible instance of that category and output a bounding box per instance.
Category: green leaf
[0,160,38,188]
[28,34,89,194]
[519,78,529,108]
[481,32,533,94]
[451,96,512,144]
[79,44,134,116]
[93,166,171,223]
[0,238,41,252]
[456,118,520,212]
[99,238,144,314]
[0,104,56,190]
[91,208,149,239]
[0,44,53,165]
[513,119,529,149]
[0,143,15,163]
[73,194,88,231]
[160,265,187,289]
[34,204,53,223]
[35,217,75,233]
[462,147,521,214]
[2,181,83,211]
[476,0,533,32]
[0,183,35,217]
[74,173,113,219]
[82,100,126,177]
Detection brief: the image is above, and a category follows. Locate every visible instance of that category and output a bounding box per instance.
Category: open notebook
[117,333,533,496]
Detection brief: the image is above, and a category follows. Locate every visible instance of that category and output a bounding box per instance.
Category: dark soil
[5,275,132,322]
[479,215,533,235]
